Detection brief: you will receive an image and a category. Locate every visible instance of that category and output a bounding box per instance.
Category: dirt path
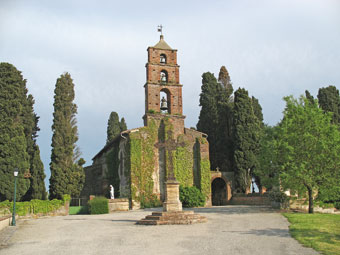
[0,206,318,255]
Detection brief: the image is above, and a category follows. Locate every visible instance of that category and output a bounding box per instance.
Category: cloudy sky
[1,0,339,189]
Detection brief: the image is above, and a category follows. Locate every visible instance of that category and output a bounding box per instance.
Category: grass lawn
[283,213,340,255]
[69,206,89,215]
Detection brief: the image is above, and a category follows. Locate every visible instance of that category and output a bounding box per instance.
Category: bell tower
[143,33,185,135]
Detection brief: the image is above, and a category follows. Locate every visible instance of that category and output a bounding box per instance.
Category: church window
[160,54,166,64]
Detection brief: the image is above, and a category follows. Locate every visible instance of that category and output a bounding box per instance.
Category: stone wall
[108,199,129,212]
[229,194,271,206]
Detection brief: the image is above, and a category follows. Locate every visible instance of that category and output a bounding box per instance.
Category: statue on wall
[110,185,114,199]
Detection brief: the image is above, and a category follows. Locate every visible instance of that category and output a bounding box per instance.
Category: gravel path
[0,206,318,255]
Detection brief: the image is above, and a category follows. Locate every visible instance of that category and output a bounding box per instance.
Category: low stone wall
[0,215,12,232]
[108,199,129,212]
[229,194,271,206]
[289,199,339,214]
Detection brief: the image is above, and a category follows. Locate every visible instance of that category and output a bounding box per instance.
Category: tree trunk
[307,187,314,214]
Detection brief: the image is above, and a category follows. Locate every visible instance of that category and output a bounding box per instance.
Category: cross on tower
[157,24,163,35]
[154,129,185,181]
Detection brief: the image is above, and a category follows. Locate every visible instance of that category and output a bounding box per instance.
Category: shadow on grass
[290,228,340,246]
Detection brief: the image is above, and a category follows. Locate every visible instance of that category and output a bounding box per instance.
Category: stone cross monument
[154,130,185,211]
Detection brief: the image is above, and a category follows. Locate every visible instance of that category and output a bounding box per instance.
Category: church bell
[160,97,168,111]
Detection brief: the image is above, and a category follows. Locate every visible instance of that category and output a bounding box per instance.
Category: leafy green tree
[197,72,220,170]
[49,73,84,199]
[277,96,340,213]
[317,85,340,125]
[232,88,261,192]
[255,125,281,190]
[0,63,30,201]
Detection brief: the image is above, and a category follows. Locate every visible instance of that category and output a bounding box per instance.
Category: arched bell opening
[160,54,167,64]
[211,177,227,206]
[160,88,171,114]
[160,70,168,83]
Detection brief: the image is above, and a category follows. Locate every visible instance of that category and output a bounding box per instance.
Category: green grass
[69,206,89,215]
[283,213,340,255]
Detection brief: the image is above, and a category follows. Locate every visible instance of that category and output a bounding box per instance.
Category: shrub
[140,194,162,209]
[268,190,289,203]
[88,197,108,214]
[179,186,205,208]
[334,201,340,210]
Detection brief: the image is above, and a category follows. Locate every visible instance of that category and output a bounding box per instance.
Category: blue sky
[1,0,339,190]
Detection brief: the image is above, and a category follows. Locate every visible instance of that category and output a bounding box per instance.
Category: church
[82,34,234,209]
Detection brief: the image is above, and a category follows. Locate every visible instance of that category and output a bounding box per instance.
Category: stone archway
[211,178,227,206]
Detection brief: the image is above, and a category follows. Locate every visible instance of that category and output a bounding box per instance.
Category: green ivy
[126,118,211,207]
[106,143,120,198]
[0,199,65,216]
[174,142,193,187]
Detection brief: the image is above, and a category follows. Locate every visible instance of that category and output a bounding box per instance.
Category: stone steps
[136,211,207,225]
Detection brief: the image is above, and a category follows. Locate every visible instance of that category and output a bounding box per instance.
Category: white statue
[110,185,114,199]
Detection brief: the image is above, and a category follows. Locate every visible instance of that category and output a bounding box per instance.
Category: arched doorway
[211,178,227,206]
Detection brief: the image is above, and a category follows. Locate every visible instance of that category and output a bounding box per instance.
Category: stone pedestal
[137,180,207,225]
[163,180,182,212]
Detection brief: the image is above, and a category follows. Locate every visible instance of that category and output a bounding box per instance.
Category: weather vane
[157,25,163,35]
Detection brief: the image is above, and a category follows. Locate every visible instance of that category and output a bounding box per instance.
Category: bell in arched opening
[160,96,168,112]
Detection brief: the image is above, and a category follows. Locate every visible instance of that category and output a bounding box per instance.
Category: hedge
[88,197,109,214]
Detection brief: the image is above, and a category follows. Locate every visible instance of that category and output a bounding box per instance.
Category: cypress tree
[232,88,261,193]
[49,73,84,199]
[305,90,315,105]
[0,63,30,201]
[120,117,127,132]
[216,66,234,171]
[317,85,340,125]
[197,72,220,170]
[22,95,46,200]
[106,112,121,144]
[218,66,233,98]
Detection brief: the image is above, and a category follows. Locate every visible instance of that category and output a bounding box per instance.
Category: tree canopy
[258,96,340,213]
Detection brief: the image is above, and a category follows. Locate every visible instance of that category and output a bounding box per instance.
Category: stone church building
[82,35,234,208]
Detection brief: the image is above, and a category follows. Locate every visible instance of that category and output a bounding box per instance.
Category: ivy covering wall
[105,142,120,198]
[104,117,211,208]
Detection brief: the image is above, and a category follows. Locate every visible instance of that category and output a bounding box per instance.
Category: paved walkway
[0,206,318,255]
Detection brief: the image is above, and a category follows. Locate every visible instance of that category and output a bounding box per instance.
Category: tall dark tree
[0,63,30,201]
[305,90,315,105]
[120,117,127,132]
[49,73,84,199]
[197,72,220,170]
[106,112,124,144]
[216,66,234,171]
[22,95,46,200]
[317,85,340,125]
[232,88,261,193]
[218,66,233,98]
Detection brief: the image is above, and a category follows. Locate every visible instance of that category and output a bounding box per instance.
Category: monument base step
[136,211,207,225]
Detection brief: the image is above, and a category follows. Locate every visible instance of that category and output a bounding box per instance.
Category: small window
[160,54,166,64]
